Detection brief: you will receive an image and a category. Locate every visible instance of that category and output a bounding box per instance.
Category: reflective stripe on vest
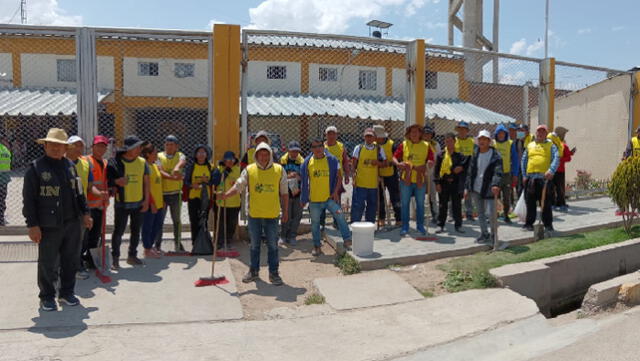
[402,140,428,183]
[248,163,283,218]
[74,157,90,197]
[325,141,345,169]
[86,155,107,209]
[355,145,379,189]
[494,140,512,173]
[122,157,146,203]
[455,137,475,156]
[158,151,183,194]
[216,165,241,208]
[632,137,640,157]
[0,144,11,171]
[378,139,394,177]
[526,141,552,174]
[149,163,164,209]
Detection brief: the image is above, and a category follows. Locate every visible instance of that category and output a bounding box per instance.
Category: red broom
[216,183,239,258]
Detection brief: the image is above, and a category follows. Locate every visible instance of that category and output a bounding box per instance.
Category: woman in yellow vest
[0,134,11,226]
[183,144,214,247]
[212,151,242,249]
[374,125,401,227]
[218,142,288,286]
[454,121,476,221]
[623,126,640,159]
[493,124,520,223]
[141,143,164,259]
[351,128,387,224]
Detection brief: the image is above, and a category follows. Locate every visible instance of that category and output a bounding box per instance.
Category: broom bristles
[194,277,229,287]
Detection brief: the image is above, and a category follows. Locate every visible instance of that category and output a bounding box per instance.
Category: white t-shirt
[473,149,493,193]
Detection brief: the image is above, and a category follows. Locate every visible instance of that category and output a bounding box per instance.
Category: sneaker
[475,234,490,244]
[58,294,80,306]
[416,226,427,236]
[522,225,534,232]
[76,268,89,280]
[312,246,322,257]
[111,259,120,270]
[269,272,284,286]
[242,270,259,283]
[503,216,512,224]
[435,227,446,234]
[343,240,353,249]
[278,238,286,246]
[40,299,57,312]
[126,256,144,266]
[545,226,555,232]
[559,206,569,212]
[455,226,465,233]
[83,256,97,270]
[400,228,409,237]
[144,249,161,259]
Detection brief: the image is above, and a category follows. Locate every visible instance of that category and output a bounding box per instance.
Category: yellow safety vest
[402,140,429,183]
[216,165,241,208]
[247,163,283,218]
[149,163,164,209]
[280,153,304,165]
[308,156,331,202]
[158,151,183,194]
[0,144,11,172]
[325,141,345,169]
[494,140,512,173]
[455,137,475,156]
[526,141,553,174]
[547,133,564,157]
[632,137,640,157]
[73,157,90,197]
[189,163,211,199]
[377,139,395,177]
[523,134,534,147]
[355,145,379,189]
[246,148,256,165]
[122,157,146,203]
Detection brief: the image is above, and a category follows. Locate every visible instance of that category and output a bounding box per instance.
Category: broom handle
[211,189,222,277]
[222,172,228,251]
[540,179,548,224]
[493,192,499,250]
[101,197,107,273]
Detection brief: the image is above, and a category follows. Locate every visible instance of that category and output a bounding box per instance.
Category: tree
[609,157,640,234]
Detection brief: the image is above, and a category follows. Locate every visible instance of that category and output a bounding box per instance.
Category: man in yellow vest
[0,133,12,226]
[219,142,288,286]
[241,130,278,168]
[374,125,401,227]
[623,126,640,159]
[107,135,150,269]
[434,133,467,234]
[455,121,476,221]
[351,128,386,224]
[323,126,351,230]
[493,125,520,223]
[212,151,242,249]
[521,125,560,232]
[156,135,187,252]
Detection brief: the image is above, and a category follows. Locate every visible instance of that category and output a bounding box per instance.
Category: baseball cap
[363,128,375,136]
[477,130,492,139]
[165,135,179,144]
[288,141,301,151]
[536,125,548,132]
[456,121,470,129]
[508,123,518,130]
[122,135,144,151]
[325,126,338,134]
[423,125,435,135]
[92,135,109,145]
[223,151,236,161]
[67,135,84,145]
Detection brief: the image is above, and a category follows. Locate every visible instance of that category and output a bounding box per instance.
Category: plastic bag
[514,192,526,222]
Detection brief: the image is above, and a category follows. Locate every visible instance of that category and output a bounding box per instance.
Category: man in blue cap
[279,140,304,245]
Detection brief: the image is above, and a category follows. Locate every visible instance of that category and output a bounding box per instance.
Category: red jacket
[558,142,573,173]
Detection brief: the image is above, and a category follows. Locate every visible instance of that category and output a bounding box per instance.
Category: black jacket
[434,149,468,194]
[465,147,503,199]
[23,156,88,228]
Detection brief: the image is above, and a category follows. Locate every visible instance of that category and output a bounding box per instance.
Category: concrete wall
[0,53,12,87]
[530,74,631,181]
[122,57,207,97]
[247,60,301,94]
[20,54,114,90]
[392,68,459,99]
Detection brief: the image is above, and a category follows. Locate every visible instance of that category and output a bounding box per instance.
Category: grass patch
[419,289,435,298]
[439,225,640,293]
[335,252,361,275]
[304,293,326,305]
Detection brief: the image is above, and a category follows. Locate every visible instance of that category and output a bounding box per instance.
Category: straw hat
[36,128,69,145]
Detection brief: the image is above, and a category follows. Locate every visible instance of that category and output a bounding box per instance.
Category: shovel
[534,180,549,241]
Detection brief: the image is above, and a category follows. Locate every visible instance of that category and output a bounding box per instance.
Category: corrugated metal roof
[248,35,460,59]
[0,87,110,116]
[246,93,514,125]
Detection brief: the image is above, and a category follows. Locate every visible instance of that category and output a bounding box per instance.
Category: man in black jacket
[22,128,93,311]
[465,130,503,243]
[434,133,468,234]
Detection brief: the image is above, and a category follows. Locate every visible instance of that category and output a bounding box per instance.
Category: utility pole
[20,0,27,25]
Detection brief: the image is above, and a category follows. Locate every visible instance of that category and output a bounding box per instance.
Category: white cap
[67,135,85,145]
[477,130,491,139]
[325,126,338,134]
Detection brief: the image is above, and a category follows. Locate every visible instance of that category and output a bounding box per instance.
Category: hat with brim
[67,135,85,145]
[364,128,375,137]
[456,121,470,129]
[536,125,548,132]
[37,128,69,145]
[405,123,424,136]
[554,126,569,136]
[120,135,144,152]
[477,129,492,140]
[373,125,387,138]
[288,141,302,152]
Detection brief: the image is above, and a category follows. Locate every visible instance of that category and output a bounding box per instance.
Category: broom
[195,198,228,287]
[94,197,112,283]
[216,171,240,258]
[534,180,549,241]
[415,165,437,241]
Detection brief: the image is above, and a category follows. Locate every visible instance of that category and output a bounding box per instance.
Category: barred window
[174,63,195,78]
[319,67,338,82]
[138,62,159,76]
[267,65,287,79]
[426,71,438,89]
[56,59,76,82]
[358,70,377,90]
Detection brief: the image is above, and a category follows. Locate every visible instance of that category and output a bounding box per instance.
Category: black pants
[188,198,210,244]
[378,175,401,222]
[81,208,104,265]
[38,218,82,300]
[438,182,462,228]
[0,182,7,223]
[524,178,554,227]
[111,206,143,259]
[553,172,567,207]
[214,206,240,245]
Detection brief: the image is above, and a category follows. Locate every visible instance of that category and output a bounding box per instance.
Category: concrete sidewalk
[326,197,621,269]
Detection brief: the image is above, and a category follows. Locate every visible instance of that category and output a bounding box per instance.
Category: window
[319,67,338,82]
[267,65,287,79]
[425,71,438,89]
[56,59,76,82]
[358,70,377,90]
[174,63,195,78]
[138,62,159,76]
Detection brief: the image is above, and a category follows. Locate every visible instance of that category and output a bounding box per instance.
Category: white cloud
[425,21,446,29]
[0,0,81,26]
[405,0,426,17]
[526,40,544,56]
[247,0,407,33]
[509,38,527,55]
[500,70,526,85]
[577,28,591,35]
[612,25,624,32]
[509,37,547,57]
[207,19,226,30]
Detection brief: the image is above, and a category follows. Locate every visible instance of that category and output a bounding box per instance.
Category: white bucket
[351,222,375,257]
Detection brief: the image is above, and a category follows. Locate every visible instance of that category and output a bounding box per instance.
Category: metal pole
[544,0,549,58]
[492,0,500,83]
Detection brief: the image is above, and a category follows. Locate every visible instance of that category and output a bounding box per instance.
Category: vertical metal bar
[492,0,500,83]
[75,27,98,146]
[240,30,249,153]
[207,36,214,149]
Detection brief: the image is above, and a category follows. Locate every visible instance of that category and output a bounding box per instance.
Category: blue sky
[0,0,637,70]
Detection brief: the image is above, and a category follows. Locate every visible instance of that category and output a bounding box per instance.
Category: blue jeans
[142,209,164,250]
[400,182,426,230]
[351,187,378,223]
[309,199,351,247]
[247,216,279,273]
